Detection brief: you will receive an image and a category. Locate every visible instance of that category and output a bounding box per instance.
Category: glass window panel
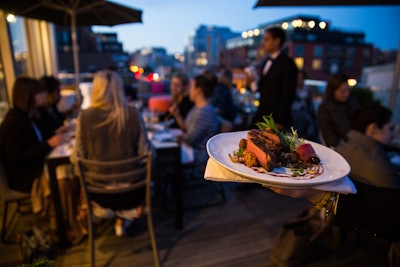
[295,44,304,57]
[314,46,324,58]
[0,48,9,124]
[312,59,322,70]
[8,16,29,77]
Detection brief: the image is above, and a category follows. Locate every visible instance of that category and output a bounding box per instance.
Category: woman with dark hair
[0,77,66,193]
[170,74,219,165]
[317,73,360,148]
[167,72,194,128]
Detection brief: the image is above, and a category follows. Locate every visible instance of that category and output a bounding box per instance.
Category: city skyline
[92,0,400,54]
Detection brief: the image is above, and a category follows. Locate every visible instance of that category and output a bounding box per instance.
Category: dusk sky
[93,0,400,54]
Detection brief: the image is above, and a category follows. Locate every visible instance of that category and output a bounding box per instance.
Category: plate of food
[206,116,350,188]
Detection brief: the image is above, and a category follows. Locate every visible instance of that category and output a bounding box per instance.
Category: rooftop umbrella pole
[389,44,400,110]
[70,10,81,104]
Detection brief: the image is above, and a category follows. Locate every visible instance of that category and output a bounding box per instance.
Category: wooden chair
[0,161,31,244]
[76,153,160,267]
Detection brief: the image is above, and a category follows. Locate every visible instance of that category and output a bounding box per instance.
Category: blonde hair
[90,70,129,133]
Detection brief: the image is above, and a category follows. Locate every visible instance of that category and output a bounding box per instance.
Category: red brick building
[220,15,374,81]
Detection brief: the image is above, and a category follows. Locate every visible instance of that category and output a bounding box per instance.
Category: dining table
[45,123,184,246]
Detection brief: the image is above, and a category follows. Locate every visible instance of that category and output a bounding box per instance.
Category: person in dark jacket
[210,69,237,123]
[267,103,400,265]
[317,73,360,148]
[252,26,298,131]
[0,77,66,193]
[36,76,66,139]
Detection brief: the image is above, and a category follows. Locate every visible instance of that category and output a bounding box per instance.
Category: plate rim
[206,130,351,188]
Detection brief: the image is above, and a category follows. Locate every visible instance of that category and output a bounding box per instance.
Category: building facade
[221,15,374,81]
[55,25,130,73]
[184,24,240,75]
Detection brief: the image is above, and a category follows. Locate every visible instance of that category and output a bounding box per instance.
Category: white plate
[206,131,351,188]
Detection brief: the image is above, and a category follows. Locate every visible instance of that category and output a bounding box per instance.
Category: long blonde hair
[89,70,129,133]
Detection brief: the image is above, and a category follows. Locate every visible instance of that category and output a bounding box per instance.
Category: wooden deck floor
[0,181,392,267]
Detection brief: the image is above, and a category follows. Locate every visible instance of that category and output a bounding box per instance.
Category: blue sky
[93,0,400,54]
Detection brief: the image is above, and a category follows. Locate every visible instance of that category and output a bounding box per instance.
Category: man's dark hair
[194,74,215,99]
[40,76,61,94]
[266,26,286,48]
[351,102,392,133]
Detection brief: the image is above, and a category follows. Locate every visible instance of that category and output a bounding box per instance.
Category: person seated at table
[335,102,399,189]
[36,75,85,244]
[210,69,238,124]
[70,69,154,237]
[165,72,193,129]
[36,76,66,137]
[0,77,67,233]
[169,74,219,167]
[266,103,400,265]
[291,70,319,142]
[317,73,360,148]
[0,77,66,192]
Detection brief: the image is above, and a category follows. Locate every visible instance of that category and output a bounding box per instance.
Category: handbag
[270,207,329,267]
[19,226,56,263]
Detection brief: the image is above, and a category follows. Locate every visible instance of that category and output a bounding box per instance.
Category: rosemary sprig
[255,114,304,151]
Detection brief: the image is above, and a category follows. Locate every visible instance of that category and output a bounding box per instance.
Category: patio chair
[76,153,160,267]
[0,160,31,244]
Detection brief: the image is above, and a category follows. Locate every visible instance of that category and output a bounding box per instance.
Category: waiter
[253,26,298,131]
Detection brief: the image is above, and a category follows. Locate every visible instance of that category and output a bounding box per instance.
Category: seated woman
[165,72,194,129]
[0,77,69,242]
[70,70,153,237]
[317,73,359,148]
[0,77,66,194]
[169,74,219,166]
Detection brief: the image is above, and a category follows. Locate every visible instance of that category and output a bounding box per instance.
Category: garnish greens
[235,146,245,157]
[255,114,304,152]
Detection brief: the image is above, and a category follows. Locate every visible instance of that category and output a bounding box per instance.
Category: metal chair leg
[146,210,160,267]
[1,202,10,243]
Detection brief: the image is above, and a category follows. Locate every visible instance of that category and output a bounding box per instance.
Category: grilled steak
[246,129,283,171]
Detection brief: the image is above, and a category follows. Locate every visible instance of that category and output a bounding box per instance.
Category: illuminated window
[314,46,323,58]
[306,34,316,41]
[347,47,355,58]
[312,59,322,70]
[294,57,304,70]
[363,48,371,57]
[346,59,354,71]
[295,44,304,57]
[345,36,354,44]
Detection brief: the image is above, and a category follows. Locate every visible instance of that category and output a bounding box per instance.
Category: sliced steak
[246,129,281,171]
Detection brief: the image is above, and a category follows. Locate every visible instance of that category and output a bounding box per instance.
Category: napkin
[204,158,356,194]
[152,132,175,142]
